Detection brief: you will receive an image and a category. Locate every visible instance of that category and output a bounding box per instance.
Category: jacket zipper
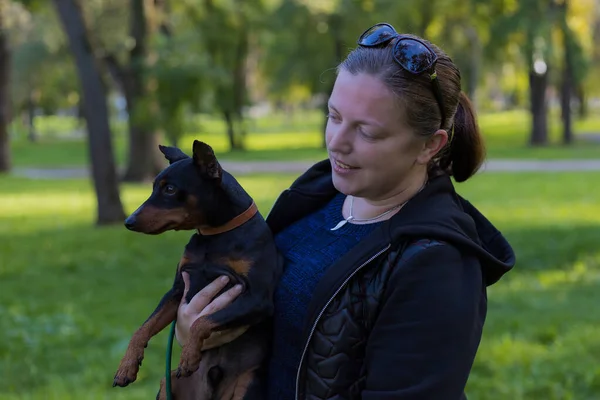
[294,244,392,400]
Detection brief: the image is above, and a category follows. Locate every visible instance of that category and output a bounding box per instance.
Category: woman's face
[326,69,444,201]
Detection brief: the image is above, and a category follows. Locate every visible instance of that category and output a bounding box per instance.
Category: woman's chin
[332,174,359,196]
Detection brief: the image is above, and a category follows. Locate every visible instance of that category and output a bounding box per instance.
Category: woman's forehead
[330,70,404,127]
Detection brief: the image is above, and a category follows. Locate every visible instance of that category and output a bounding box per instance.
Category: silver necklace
[330,182,427,231]
[330,196,407,231]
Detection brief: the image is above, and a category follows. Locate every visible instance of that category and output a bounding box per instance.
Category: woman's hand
[175,272,243,345]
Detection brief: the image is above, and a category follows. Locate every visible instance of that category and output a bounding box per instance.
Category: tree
[52,0,126,225]
[0,0,11,173]
[488,0,558,146]
[10,4,80,143]
[558,0,575,144]
[263,0,375,146]
[182,0,257,150]
[431,0,507,106]
[136,0,217,149]
[103,0,166,182]
[556,0,593,143]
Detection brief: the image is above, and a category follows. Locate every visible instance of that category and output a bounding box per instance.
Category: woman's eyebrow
[328,102,385,129]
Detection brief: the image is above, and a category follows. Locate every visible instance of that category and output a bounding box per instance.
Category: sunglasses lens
[359,24,397,46]
[394,39,437,74]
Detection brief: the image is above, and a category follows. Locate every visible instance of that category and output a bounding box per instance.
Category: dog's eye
[163,184,177,195]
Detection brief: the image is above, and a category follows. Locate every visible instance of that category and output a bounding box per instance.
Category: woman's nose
[326,124,352,154]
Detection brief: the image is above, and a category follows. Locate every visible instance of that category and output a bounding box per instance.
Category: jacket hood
[386,171,515,286]
[267,160,515,287]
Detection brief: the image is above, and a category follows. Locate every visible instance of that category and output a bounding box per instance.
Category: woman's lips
[332,158,359,174]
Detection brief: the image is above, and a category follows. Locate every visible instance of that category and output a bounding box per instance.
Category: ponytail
[438,92,486,182]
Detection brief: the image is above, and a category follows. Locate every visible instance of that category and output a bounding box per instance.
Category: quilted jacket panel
[300,240,442,399]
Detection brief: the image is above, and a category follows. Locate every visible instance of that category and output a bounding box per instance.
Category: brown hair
[338,33,485,182]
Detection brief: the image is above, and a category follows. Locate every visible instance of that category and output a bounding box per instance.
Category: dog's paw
[175,355,201,378]
[175,364,197,379]
[113,354,143,387]
[176,342,203,378]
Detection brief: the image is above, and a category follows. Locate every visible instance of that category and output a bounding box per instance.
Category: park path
[11,158,600,180]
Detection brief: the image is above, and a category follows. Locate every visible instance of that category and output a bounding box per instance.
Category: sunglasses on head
[357,23,446,129]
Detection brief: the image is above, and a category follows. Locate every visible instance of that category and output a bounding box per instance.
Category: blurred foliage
[8,2,77,114]
[4,0,599,144]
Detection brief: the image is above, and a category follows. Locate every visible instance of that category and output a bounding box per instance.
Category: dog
[112,140,282,399]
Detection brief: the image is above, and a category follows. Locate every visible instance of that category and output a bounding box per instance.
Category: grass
[8,109,600,169]
[1,170,600,399]
[0,173,297,400]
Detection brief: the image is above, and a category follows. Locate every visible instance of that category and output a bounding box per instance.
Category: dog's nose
[124,216,136,230]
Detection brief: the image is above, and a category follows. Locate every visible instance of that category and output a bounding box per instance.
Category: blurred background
[1,0,599,399]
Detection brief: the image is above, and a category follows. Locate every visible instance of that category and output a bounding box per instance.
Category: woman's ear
[416,129,448,165]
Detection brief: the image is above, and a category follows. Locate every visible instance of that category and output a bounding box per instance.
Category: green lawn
[1,171,599,399]
[9,109,600,169]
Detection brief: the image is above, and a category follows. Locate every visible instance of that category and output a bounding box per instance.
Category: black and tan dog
[113,140,282,399]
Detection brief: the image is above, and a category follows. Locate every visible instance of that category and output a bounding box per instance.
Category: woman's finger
[187,276,231,312]
[199,284,243,317]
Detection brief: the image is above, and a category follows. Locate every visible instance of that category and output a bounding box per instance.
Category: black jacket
[265,160,516,400]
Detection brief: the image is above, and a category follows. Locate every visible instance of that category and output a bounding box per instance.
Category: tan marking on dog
[133,205,189,233]
[218,257,253,276]
[157,369,201,400]
[218,366,260,400]
[184,194,208,228]
[231,367,259,400]
[114,300,178,386]
[186,194,198,207]
[178,255,191,272]
[201,325,250,351]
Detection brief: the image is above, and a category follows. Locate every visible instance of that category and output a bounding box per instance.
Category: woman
[176,22,516,399]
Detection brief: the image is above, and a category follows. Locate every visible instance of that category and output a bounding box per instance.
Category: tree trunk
[121,90,163,181]
[0,6,11,173]
[223,110,236,150]
[559,0,574,145]
[576,84,587,118]
[560,50,573,145]
[121,0,164,182]
[206,0,245,152]
[528,67,549,146]
[464,25,481,107]
[232,4,248,149]
[53,0,126,225]
[27,90,37,142]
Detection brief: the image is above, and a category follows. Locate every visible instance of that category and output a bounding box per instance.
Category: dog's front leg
[113,294,179,387]
[113,269,185,388]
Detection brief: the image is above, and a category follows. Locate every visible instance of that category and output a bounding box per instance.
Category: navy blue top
[265,192,381,399]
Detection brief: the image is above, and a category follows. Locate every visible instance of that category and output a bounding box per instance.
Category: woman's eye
[358,127,375,140]
[326,112,340,122]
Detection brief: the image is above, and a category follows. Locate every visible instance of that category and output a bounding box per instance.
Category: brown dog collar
[197,202,259,236]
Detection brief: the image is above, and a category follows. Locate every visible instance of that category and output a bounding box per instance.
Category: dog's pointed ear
[192,140,222,181]
[159,144,189,165]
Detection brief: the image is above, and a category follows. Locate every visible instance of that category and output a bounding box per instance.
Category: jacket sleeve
[362,242,485,400]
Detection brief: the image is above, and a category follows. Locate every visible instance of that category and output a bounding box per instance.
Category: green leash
[165,320,176,400]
